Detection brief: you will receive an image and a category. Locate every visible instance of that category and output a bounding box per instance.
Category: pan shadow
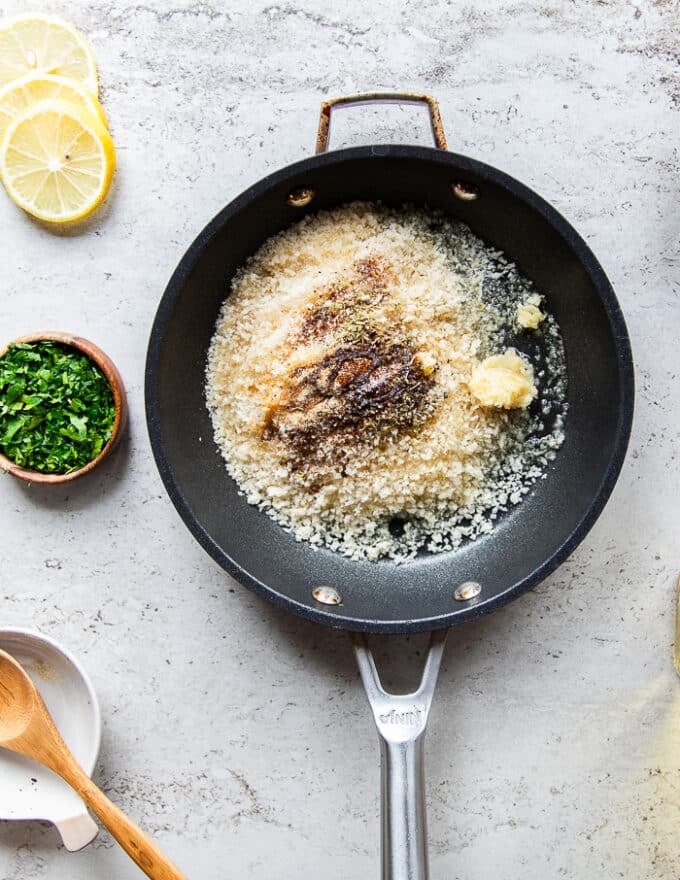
[0,817,62,853]
[250,586,517,697]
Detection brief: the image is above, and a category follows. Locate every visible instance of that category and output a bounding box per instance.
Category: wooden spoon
[0,649,187,880]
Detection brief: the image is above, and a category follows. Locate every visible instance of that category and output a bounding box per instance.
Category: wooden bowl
[0,332,127,484]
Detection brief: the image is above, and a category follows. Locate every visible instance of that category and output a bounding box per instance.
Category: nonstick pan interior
[145,146,634,633]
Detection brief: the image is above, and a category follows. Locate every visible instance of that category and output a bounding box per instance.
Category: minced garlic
[516,293,545,329]
[469,350,537,409]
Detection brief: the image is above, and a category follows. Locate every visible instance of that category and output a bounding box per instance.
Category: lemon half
[0,14,98,95]
[0,98,115,223]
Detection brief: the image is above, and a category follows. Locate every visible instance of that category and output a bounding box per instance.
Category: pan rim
[145,144,634,634]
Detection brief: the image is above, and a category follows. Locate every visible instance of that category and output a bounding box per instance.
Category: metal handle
[353,630,448,880]
[316,93,448,154]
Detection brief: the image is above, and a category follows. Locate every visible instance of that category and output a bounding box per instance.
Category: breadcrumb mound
[206,202,567,562]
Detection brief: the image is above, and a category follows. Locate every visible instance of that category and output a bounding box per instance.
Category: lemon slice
[0,98,115,223]
[0,14,98,95]
[0,73,107,145]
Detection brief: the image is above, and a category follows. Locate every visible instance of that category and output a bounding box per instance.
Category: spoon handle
[57,758,188,880]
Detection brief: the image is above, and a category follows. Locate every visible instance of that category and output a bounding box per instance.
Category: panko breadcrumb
[206,202,567,562]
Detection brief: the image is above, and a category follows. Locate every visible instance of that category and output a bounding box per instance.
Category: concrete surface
[0,0,678,877]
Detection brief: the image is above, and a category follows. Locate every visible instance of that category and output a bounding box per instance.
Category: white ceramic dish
[0,628,101,851]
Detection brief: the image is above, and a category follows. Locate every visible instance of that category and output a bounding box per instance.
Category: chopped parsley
[0,341,116,474]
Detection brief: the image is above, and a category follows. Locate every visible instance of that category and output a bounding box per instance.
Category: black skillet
[146,94,634,879]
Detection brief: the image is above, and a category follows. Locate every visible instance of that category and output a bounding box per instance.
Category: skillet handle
[316,93,447,154]
[353,630,447,880]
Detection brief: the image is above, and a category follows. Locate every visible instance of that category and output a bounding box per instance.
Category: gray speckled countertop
[0,1,678,878]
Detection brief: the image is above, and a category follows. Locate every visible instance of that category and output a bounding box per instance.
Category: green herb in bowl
[0,339,120,478]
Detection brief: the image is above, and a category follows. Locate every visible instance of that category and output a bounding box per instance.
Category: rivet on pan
[287,187,315,208]
[452,181,480,202]
[312,586,343,606]
[454,581,482,602]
